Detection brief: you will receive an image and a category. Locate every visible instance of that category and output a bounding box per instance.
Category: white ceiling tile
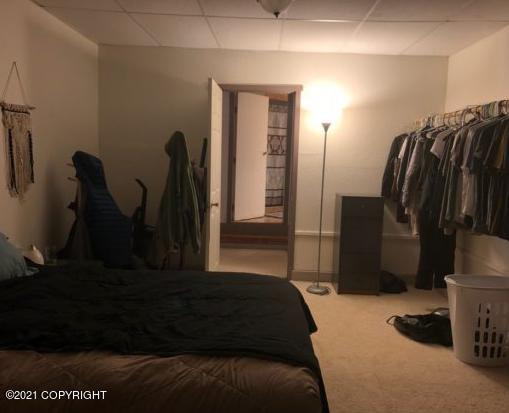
[280,21,357,53]
[452,0,509,21]
[47,8,157,45]
[200,0,272,18]
[36,0,122,11]
[117,0,202,15]
[404,21,508,56]
[369,0,471,21]
[132,14,217,48]
[286,0,377,21]
[346,22,441,55]
[209,17,281,50]
[36,0,509,54]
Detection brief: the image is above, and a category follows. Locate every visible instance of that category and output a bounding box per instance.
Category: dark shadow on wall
[98,52,210,269]
[98,57,209,226]
[23,6,98,249]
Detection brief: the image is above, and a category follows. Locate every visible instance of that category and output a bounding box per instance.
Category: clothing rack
[415,99,509,129]
[384,99,509,289]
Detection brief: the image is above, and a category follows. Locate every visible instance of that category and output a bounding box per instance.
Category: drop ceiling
[32,0,509,56]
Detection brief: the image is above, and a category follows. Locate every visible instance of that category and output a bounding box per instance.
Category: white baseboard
[294,231,418,241]
[221,243,287,250]
[291,270,333,282]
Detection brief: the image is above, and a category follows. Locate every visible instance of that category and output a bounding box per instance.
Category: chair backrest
[72,151,132,267]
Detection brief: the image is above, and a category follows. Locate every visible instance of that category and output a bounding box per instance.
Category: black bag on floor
[380,270,407,293]
[387,308,452,347]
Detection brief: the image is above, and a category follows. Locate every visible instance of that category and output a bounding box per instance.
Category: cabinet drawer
[341,197,383,218]
[340,219,383,253]
[339,253,381,275]
[337,254,380,294]
[338,254,380,294]
[338,274,379,294]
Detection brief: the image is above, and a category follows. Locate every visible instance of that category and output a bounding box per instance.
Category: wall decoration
[1,62,35,199]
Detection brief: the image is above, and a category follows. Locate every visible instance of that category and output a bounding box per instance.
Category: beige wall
[445,26,509,275]
[0,0,98,250]
[99,46,448,275]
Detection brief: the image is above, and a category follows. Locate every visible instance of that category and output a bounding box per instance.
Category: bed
[0,263,328,413]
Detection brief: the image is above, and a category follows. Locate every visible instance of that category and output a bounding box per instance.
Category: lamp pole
[307,122,331,295]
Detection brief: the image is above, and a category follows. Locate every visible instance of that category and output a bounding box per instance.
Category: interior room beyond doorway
[219,84,301,278]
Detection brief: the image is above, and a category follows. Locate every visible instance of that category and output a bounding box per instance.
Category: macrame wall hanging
[1,61,36,199]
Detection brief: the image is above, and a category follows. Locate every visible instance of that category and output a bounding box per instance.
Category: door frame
[219,84,302,279]
[205,78,223,271]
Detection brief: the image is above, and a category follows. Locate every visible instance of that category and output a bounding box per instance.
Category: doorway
[218,84,301,279]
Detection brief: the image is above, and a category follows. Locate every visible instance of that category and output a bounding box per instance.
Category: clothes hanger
[444,113,451,128]
[498,99,508,116]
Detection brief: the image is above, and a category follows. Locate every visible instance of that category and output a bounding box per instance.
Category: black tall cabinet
[333,194,384,295]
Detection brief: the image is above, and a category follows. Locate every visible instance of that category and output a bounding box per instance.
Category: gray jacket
[150,131,201,268]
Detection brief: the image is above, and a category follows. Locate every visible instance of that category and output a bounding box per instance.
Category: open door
[286,91,300,278]
[234,92,269,221]
[205,78,222,271]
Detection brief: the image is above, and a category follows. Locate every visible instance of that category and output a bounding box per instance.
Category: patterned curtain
[266,100,288,207]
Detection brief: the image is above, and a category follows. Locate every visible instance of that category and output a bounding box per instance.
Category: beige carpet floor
[218,248,287,278]
[219,248,509,413]
[294,282,509,413]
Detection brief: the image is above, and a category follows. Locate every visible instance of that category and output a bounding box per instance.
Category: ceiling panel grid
[33,0,509,56]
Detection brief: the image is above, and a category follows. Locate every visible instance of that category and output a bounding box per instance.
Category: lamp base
[306,284,331,295]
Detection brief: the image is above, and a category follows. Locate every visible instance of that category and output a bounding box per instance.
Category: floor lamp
[307,121,332,295]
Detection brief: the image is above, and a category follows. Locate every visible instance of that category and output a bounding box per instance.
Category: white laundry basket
[445,275,509,366]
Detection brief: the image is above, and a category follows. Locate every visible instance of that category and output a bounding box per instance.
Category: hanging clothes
[381,133,408,223]
[150,131,201,269]
[416,133,457,289]
[382,100,509,289]
[382,133,406,198]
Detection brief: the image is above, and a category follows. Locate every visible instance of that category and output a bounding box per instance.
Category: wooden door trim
[286,90,300,280]
[221,84,303,94]
[219,83,301,280]
[226,92,237,224]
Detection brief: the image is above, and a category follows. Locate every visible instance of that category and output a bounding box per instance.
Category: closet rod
[416,98,509,129]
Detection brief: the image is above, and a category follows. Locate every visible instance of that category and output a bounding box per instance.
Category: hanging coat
[150,131,201,268]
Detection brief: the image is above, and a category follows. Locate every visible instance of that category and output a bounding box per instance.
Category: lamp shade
[257,0,294,17]
[302,83,346,126]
